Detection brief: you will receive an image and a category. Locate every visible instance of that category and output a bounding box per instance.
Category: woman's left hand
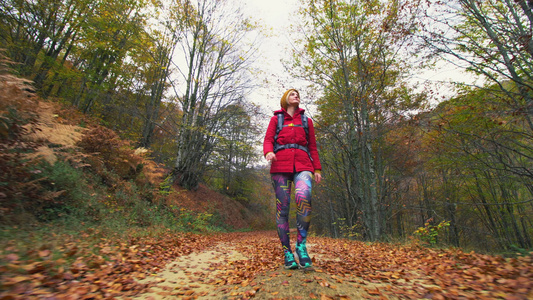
[314,172,322,184]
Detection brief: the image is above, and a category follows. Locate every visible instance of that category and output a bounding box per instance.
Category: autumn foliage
[0,55,48,223]
[78,126,145,183]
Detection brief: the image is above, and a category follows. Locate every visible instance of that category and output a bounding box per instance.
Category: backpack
[273,112,313,161]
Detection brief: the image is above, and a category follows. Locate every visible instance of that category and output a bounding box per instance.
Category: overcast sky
[239,0,477,118]
[239,0,307,114]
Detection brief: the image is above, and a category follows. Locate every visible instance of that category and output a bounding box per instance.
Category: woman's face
[287,91,300,107]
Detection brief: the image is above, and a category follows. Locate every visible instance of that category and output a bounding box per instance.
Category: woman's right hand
[265,152,277,162]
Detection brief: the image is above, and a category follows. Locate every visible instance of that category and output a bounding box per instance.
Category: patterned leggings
[271,171,313,253]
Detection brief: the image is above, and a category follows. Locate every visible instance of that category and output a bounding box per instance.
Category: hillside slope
[33,98,263,230]
[0,63,267,230]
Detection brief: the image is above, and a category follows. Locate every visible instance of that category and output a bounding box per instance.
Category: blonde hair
[280,89,299,110]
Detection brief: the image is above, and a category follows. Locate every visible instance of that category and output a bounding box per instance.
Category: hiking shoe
[284,251,298,269]
[295,243,312,268]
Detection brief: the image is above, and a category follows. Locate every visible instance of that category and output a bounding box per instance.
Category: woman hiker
[263,89,322,269]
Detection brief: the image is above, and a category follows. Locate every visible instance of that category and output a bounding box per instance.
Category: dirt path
[126,232,398,300]
[122,231,532,300]
[133,244,249,299]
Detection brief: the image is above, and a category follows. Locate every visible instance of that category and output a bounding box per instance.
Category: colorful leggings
[271,171,313,253]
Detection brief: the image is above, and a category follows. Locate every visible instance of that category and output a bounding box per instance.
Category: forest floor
[118,231,533,300]
[124,231,385,300]
[2,229,533,299]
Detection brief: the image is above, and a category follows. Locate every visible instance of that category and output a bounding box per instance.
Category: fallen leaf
[6,253,19,262]
[38,250,51,258]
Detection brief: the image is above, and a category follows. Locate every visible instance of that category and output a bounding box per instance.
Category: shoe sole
[285,264,298,270]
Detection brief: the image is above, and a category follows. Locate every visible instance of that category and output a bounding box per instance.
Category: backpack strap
[301,113,309,146]
[274,112,284,143]
[273,112,313,161]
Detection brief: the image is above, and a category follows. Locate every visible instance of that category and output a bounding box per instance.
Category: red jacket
[263,108,322,174]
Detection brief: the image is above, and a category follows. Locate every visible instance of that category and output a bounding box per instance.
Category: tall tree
[416,1,533,249]
[71,0,149,113]
[168,0,258,190]
[419,86,533,250]
[0,0,93,80]
[137,28,179,148]
[292,0,425,241]
[419,0,533,131]
[208,103,262,197]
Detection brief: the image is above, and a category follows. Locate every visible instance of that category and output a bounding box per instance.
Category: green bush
[414,219,450,246]
[29,160,93,221]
